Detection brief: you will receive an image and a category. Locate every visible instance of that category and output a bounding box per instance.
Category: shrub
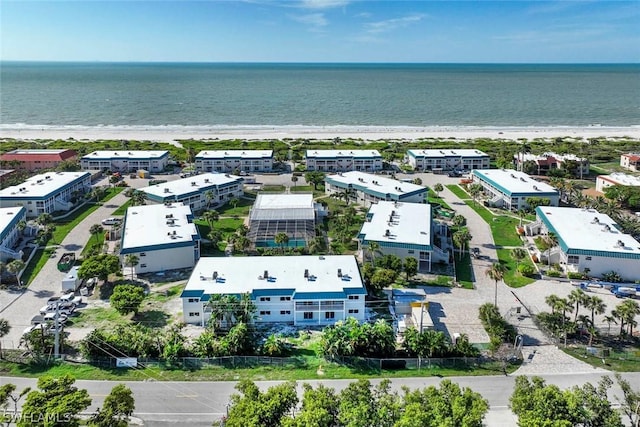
[517,264,535,277]
[567,272,583,280]
[478,303,517,352]
[546,270,561,278]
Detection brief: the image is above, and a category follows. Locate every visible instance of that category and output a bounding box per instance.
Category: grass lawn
[562,346,640,372]
[260,185,286,193]
[428,189,452,210]
[446,184,470,200]
[495,248,536,288]
[65,307,128,329]
[216,198,254,217]
[100,187,124,202]
[112,200,131,216]
[20,247,57,285]
[81,234,105,257]
[453,252,474,289]
[461,201,524,247]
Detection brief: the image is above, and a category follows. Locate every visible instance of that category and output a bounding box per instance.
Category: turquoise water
[1,62,639,127]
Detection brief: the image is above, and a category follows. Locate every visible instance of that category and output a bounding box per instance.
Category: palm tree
[468,183,483,206]
[432,183,443,197]
[585,295,606,327]
[544,232,559,266]
[517,209,527,227]
[510,248,527,269]
[6,259,25,285]
[17,220,27,234]
[568,288,588,322]
[555,297,573,346]
[453,229,472,260]
[204,190,214,209]
[274,232,289,254]
[618,300,640,338]
[452,214,466,228]
[485,262,506,307]
[89,224,104,246]
[545,294,561,314]
[124,254,139,280]
[414,177,424,186]
[365,241,381,265]
[0,318,10,359]
[36,213,52,227]
[130,190,147,206]
[603,315,617,336]
[202,210,219,230]
[291,175,298,188]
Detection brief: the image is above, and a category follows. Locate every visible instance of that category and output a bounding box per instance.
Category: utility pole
[54,300,60,359]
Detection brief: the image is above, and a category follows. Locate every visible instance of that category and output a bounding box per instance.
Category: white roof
[140,173,242,199]
[407,149,488,158]
[184,255,365,297]
[326,171,426,197]
[537,207,640,255]
[473,169,557,195]
[250,194,315,221]
[359,201,431,247]
[0,207,26,238]
[82,150,168,160]
[306,149,382,158]
[195,150,273,159]
[518,152,587,162]
[121,203,198,252]
[598,173,640,187]
[0,172,90,199]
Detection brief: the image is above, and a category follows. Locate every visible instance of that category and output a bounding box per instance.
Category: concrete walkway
[0,184,129,348]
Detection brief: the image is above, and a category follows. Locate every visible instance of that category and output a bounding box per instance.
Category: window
[140,264,147,268]
[187,298,199,303]
[188,312,200,317]
[300,301,314,306]
[585,256,592,261]
[280,296,291,301]
[260,297,271,302]
[567,255,579,265]
[408,250,414,254]
[325,312,335,319]
[303,312,313,320]
[348,295,359,300]
[260,311,271,316]
[140,253,146,257]
[280,310,291,315]
[348,309,359,314]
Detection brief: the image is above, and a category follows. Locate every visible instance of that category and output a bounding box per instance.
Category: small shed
[61,266,82,292]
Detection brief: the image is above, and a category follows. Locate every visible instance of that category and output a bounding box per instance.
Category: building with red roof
[0,149,77,172]
[620,153,640,172]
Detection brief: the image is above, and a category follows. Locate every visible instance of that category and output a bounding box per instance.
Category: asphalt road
[2,372,638,426]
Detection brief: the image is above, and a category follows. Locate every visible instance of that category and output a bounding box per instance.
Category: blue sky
[1,1,639,63]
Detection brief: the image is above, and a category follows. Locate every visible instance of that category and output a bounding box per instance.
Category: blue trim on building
[294,291,347,300]
[1,173,91,201]
[473,170,556,198]
[361,239,432,251]
[82,152,169,162]
[252,288,296,297]
[0,207,27,242]
[325,176,427,201]
[120,239,198,255]
[180,289,204,298]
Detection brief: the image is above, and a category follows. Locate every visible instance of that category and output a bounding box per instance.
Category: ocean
[1,62,639,128]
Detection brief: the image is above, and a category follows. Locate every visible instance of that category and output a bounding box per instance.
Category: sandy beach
[1,125,639,146]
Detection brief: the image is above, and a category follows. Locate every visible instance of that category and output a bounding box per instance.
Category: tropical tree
[304,171,326,190]
[6,259,25,284]
[403,257,418,280]
[0,318,10,359]
[585,295,606,327]
[510,248,527,269]
[202,209,219,230]
[452,229,472,260]
[485,263,506,307]
[274,232,289,254]
[291,175,298,188]
[452,214,466,228]
[130,190,147,206]
[110,284,145,316]
[614,372,640,427]
[603,315,617,336]
[78,254,121,284]
[544,232,559,266]
[36,212,53,227]
[468,183,483,206]
[89,384,135,427]
[204,190,214,209]
[124,254,139,280]
[432,182,443,197]
[517,209,527,227]
[17,220,27,234]
[89,223,104,246]
[365,241,381,265]
[568,288,589,322]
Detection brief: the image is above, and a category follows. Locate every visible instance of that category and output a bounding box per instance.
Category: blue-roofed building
[305,150,383,172]
[81,150,170,173]
[120,203,200,275]
[325,171,427,207]
[0,206,26,262]
[527,206,640,281]
[181,255,366,327]
[472,169,559,211]
[139,173,244,212]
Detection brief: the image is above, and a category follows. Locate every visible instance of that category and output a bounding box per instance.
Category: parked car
[23,324,47,336]
[60,293,83,306]
[31,315,45,325]
[43,312,69,324]
[39,304,74,316]
[102,217,122,226]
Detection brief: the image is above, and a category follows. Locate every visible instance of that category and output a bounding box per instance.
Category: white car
[60,293,83,306]
[43,312,68,324]
[39,304,74,316]
[101,217,121,226]
[23,324,47,336]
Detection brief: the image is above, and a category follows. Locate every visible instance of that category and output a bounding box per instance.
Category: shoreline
[1,125,639,145]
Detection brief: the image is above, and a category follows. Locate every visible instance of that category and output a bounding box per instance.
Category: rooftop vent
[173,230,177,235]
[213,271,218,279]
[164,188,170,193]
[616,240,625,248]
[205,178,210,183]
[263,270,269,279]
[510,174,516,178]
[337,268,342,277]
[165,214,173,218]
[520,177,526,182]
[533,185,539,191]
[385,229,390,237]
[602,224,611,232]
[304,269,309,278]
[191,182,196,186]
[591,217,600,224]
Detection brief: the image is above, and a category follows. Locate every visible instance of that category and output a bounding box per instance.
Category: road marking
[176,394,199,398]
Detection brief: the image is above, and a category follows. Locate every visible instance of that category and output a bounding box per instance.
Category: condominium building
[181,255,366,327]
[407,149,490,172]
[325,171,427,207]
[620,153,640,172]
[471,169,559,211]
[0,149,77,172]
[120,203,200,275]
[305,150,383,172]
[514,152,589,176]
[81,151,169,172]
[0,206,27,262]
[596,173,640,193]
[195,150,273,173]
[0,172,91,217]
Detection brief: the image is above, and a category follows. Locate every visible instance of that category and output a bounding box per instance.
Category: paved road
[2,372,637,426]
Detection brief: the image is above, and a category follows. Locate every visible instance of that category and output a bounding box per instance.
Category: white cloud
[289,12,328,28]
[364,14,425,34]
[299,0,349,9]
[355,12,372,19]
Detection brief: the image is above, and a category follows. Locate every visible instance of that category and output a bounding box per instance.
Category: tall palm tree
[452,214,466,228]
[510,248,527,269]
[453,229,472,260]
[485,262,506,307]
[545,294,561,314]
[274,232,289,254]
[544,232,559,266]
[204,190,214,209]
[36,213,53,227]
[365,241,381,265]
[603,315,617,336]
[568,288,588,322]
[202,210,219,230]
[6,259,25,285]
[124,254,139,280]
[468,183,483,206]
[517,209,527,227]
[0,318,10,359]
[555,297,573,346]
[619,300,640,337]
[89,224,104,245]
[585,295,606,327]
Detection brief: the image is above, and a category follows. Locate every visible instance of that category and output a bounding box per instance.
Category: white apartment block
[120,203,200,275]
[0,206,27,262]
[514,152,589,176]
[620,153,640,172]
[358,201,448,272]
[325,171,427,207]
[528,207,640,281]
[596,173,640,193]
[472,169,559,211]
[181,255,366,327]
[305,150,383,172]
[81,151,169,173]
[407,149,490,172]
[140,173,244,211]
[195,150,273,173]
[0,172,91,217]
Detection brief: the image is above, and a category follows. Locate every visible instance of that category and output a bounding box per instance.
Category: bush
[479,303,517,352]
[546,270,561,278]
[517,264,536,277]
[567,272,583,280]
